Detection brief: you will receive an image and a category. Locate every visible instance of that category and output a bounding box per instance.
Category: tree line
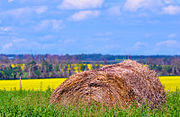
[0,60,103,80]
[0,54,180,79]
[0,54,179,64]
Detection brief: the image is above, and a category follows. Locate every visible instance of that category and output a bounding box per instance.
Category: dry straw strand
[50,60,166,109]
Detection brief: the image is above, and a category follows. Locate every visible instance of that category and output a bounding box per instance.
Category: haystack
[50,60,166,109]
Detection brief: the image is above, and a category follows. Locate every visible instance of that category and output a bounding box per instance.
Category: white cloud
[35,19,64,31]
[156,40,180,47]
[2,7,29,17]
[70,10,100,21]
[35,6,48,14]
[164,0,173,4]
[13,38,25,42]
[168,33,176,38]
[133,42,146,50]
[8,0,14,2]
[51,20,64,30]
[0,27,12,32]
[58,0,104,9]
[1,38,25,51]
[124,0,163,11]
[108,6,121,15]
[163,5,180,15]
[1,6,48,18]
[123,0,180,15]
[2,43,13,50]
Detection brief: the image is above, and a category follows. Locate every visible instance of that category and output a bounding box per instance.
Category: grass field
[0,76,179,91]
[0,77,179,116]
[0,89,179,116]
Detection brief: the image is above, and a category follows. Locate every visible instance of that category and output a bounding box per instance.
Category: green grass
[0,89,179,117]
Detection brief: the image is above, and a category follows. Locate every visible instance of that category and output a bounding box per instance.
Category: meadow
[0,76,179,92]
[0,89,179,116]
[0,76,179,116]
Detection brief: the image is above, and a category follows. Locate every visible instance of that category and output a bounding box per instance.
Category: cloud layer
[124,0,162,11]
[163,5,180,15]
[59,0,104,9]
[70,10,100,21]
[1,6,48,18]
[0,0,180,55]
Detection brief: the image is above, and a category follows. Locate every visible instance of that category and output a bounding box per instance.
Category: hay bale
[50,60,166,109]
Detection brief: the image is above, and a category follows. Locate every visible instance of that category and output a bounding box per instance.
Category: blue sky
[0,0,180,55]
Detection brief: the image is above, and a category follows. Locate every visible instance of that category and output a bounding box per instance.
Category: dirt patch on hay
[50,60,166,109]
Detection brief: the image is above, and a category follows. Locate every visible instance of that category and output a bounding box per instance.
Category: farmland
[0,75,179,116]
[0,76,179,92]
[0,78,66,91]
[160,76,180,92]
[2,0,180,115]
[0,89,179,116]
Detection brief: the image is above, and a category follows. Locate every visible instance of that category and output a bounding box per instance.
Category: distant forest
[0,54,180,79]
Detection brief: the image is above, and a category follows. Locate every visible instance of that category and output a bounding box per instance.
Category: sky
[0,0,180,55]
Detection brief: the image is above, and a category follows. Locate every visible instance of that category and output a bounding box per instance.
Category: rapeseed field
[0,76,179,91]
[159,76,180,92]
[0,78,66,91]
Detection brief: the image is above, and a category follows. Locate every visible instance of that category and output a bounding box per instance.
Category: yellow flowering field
[0,78,66,91]
[0,76,179,91]
[159,76,180,92]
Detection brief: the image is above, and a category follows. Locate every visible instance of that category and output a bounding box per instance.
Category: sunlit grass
[0,90,179,116]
